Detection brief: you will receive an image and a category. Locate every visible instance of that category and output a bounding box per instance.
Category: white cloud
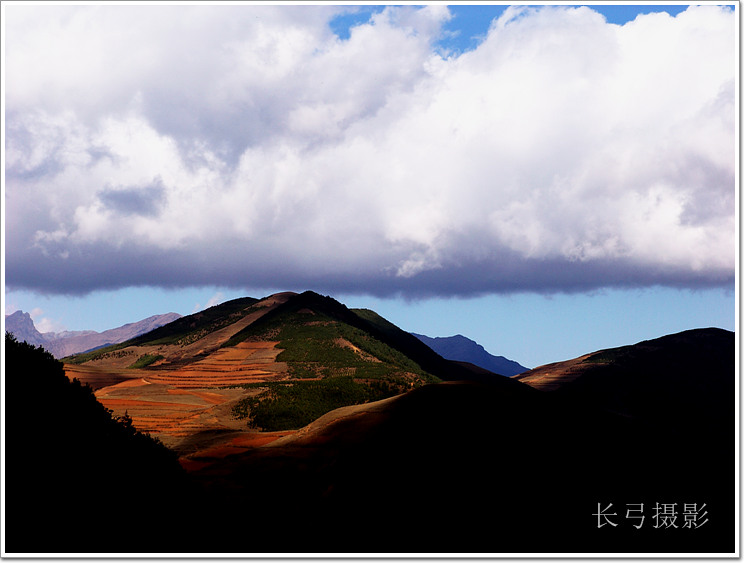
[192,292,226,314]
[27,308,67,334]
[205,292,225,309]
[4,4,735,296]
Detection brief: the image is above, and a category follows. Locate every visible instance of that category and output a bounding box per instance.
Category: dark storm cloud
[5,236,734,299]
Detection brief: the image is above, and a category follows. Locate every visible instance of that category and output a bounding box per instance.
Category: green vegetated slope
[225,292,442,430]
[232,376,394,431]
[130,296,260,347]
[126,353,164,369]
[227,291,500,381]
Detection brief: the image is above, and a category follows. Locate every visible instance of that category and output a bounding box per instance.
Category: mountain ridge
[5,310,182,358]
[513,326,734,439]
[412,332,528,376]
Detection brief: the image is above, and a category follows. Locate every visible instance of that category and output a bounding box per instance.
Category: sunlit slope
[225,291,511,384]
[62,291,496,455]
[63,293,294,451]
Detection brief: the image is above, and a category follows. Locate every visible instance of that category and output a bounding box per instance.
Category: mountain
[412,332,528,375]
[5,310,182,358]
[62,291,505,457]
[185,327,734,553]
[4,311,46,347]
[47,312,183,358]
[513,327,734,439]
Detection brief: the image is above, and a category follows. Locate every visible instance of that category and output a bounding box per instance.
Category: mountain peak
[5,310,182,358]
[5,310,47,347]
[412,333,528,376]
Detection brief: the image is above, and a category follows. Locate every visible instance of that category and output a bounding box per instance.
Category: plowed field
[144,342,287,388]
[64,341,290,459]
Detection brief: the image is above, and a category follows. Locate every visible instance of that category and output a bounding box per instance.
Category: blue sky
[3,3,737,369]
[4,285,734,368]
[331,4,694,55]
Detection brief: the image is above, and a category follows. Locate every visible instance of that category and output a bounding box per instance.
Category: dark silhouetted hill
[514,328,734,440]
[4,333,191,553]
[182,327,733,553]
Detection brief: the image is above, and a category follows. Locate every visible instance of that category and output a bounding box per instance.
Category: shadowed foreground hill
[187,327,734,553]
[4,322,734,554]
[4,334,191,553]
[514,328,734,440]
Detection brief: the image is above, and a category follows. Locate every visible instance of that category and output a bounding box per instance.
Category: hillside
[5,310,181,358]
[513,327,734,438]
[412,332,528,375]
[4,334,189,553]
[185,326,734,553]
[61,291,499,459]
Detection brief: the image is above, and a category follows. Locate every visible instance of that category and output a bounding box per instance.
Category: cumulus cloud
[192,291,226,313]
[29,308,67,334]
[4,4,735,297]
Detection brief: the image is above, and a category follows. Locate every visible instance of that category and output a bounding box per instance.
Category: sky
[2,2,737,369]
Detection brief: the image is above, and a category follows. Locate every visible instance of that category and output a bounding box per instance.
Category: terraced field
[64,342,290,452]
[61,295,297,458]
[94,379,251,444]
[145,341,288,388]
[63,363,134,391]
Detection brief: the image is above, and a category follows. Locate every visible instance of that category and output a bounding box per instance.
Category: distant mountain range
[412,333,528,376]
[4,310,182,358]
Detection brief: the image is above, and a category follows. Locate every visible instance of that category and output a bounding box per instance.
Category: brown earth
[63,294,296,461]
[65,343,289,455]
[510,352,596,391]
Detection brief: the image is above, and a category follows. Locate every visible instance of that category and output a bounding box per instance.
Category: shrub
[232,376,399,431]
[127,353,164,369]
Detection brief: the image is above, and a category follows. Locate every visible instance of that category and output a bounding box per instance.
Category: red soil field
[63,341,291,461]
